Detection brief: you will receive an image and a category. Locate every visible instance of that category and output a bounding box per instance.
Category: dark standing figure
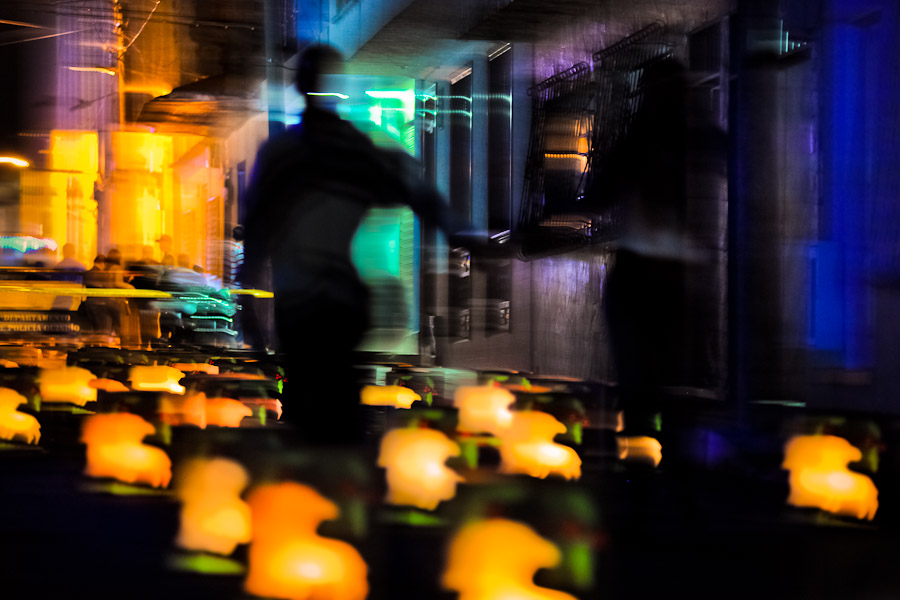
[241,44,463,444]
[604,59,691,439]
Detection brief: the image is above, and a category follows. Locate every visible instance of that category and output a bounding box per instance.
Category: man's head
[157,234,173,254]
[62,243,76,259]
[295,44,345,110]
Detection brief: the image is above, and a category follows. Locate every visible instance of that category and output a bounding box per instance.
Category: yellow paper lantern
[81,413,172,488]
[378,428,463,510]
[783,434,878,520]
[616,436,662,467]
[0,388,40,444]
[360,385,421,408]
[39,366,97,406]
[497,411,581,480]
[175,457,252,556]
[442,518,578,600]
[454,386,515,436]
[129,365,186,394]
[245,482,368,600]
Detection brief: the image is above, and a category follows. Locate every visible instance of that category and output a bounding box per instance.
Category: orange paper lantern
[175,457,252,556]
[245,482,368,600]
[171,363,220,375]
[40,366,97,406]
[378,428,463,510]
[497,411,581,480]
[442,518,578,600]
[206,397,253,428]
[160,393,252,429]
[454,386,515,436]
[783,434,878,520]
[81,413,171,488]
[616,436,662,467]
[360,385,421,408]
[0,388,40,444]
[89,378,130,393]
[129,365,186,394]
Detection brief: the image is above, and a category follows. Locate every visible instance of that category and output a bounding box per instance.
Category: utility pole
[113,0,125,126]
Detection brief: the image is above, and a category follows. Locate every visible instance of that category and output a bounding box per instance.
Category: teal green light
[307,92,350,100]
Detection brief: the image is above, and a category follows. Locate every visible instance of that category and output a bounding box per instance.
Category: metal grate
[517,22,671,258]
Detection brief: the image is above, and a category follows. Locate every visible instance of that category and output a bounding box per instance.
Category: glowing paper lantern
[378,428,463,510]
[40,366,97,406]
[159,393,252,429]
[245,482,368,600]
[129,365,186,394]
[616,436,662,467]
[497,411,581,480]
[0,388,40,444]
[175,457,252,556]
[454,386,515,436]
[242,398,284,420]
[783,434,878,520]
[206,397,253,428]
[89,378,130,393]
[160,394,208,428]
[442,518,578,600]
[360,385,420,408]
[81,413,172,488]
[171,363,220,375]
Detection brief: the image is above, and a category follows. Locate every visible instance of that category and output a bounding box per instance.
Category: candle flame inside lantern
[175,457,252,556]
[245,482,368,600]
[497,411,581,480]
[360,385,421,408]
[81,413,171,488]
[129,365,186,394]
[442,518,578,600]
[40,366,97,406]
[0,388,40,444]
[378,428,463,510]
[454,386,516,436]
[783,434,878,520]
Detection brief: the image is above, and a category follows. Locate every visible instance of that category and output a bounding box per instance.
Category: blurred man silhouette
[241,44,464,444]
[55,243,85,272]
[603,59,692,439]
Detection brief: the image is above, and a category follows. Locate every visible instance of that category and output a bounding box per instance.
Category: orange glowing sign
[497,411,581,480]
[378,428,463,510]
[442,518,578,600]
[129,365,186,394]
[783,434,878,520]
[0,388,40,444]
[40,366,98,406]
[245,482,368,600]
[360,385,420,408]
[81,413,172,488]
[175,457,252,556]
[616,436,662,467]
[454,386,515,436]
